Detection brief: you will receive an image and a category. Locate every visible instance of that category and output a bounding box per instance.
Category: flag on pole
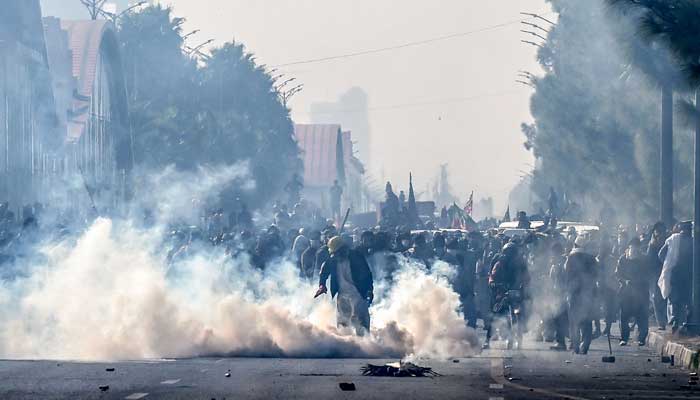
[464,191,474,216]
[503,205,511,222]
[449,202,478,231]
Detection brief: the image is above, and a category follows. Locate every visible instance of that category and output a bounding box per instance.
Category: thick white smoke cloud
[0,165,479,361]
[130,163,255,226]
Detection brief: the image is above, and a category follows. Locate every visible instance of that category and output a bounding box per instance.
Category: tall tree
[117,5,301,207]
[607,0,687,224]
[608,0,700,86]
[522,0,693,222]
[200,41,301,201]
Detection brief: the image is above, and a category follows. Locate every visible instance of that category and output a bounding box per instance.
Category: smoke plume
[0,166,479,361]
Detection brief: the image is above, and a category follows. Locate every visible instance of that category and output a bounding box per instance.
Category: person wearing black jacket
[316,236,374,335]
[616,238,651,346]
[647,222,668,330]
[488,242,529,349]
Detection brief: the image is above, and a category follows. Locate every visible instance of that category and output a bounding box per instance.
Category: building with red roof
[294,124,369,214]
[0,0,131,215]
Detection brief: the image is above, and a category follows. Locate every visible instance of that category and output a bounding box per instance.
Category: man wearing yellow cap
[315,236,374,335]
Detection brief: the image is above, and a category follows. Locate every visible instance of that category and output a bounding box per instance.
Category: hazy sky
[150,1,552,209]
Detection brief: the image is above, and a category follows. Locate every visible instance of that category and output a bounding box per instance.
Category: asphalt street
[1,329,698,400]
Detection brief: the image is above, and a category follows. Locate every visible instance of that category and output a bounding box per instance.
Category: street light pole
[692,89,700,329]
[660,83,674,225]
[80,0,107,20]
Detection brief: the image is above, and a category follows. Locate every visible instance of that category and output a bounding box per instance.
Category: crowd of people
[0,181,695,354]
[183,181,694,353]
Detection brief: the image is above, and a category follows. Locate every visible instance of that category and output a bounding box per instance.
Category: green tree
[118,5,201,169]
[608,0,700,86]
[522,0,693,223]
[117,5,301,207]
[200,42,301,201]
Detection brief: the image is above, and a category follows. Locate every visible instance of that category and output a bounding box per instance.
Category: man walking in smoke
[658,221,693,333]
[647,222,668,330]
[315,236,374,335]
[616,238,651,346]
[488,242,529,349]
[564,234,598,355]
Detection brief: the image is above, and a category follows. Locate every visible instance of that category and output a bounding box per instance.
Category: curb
[648,331,700,370]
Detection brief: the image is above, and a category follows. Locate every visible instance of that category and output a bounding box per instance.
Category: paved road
[1,330,698,399]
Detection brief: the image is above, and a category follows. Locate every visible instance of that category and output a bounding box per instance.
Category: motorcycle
[492,285,524,349]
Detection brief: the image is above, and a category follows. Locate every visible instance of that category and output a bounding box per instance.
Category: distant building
[44,17,132,211]
[310,87,372,169]
[0,0,131,215]
[473,196,495,221]
[294,124,369,214]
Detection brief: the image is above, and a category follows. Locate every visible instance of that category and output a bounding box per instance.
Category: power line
[295,89,523,116]
[272,12,554,68]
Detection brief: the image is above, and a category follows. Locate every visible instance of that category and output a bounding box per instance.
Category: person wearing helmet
[405,232,434,268]
[253,225,285,269]
[367,231,400,282]
[315,236,374,335]
[301,230,322,280]
[312,228,335,278]
[564,233,599,354]
[516,211,531,230]
[443,238,478,329]
[487,241,529,349]
[548,242,569,351]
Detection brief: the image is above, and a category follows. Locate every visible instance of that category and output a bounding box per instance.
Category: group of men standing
[292,212,696,354]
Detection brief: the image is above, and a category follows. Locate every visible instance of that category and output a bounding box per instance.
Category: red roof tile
[59,20,115,141]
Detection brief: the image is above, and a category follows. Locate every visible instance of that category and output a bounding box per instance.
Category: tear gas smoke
[0,166,479,361]
[131,163,255,226]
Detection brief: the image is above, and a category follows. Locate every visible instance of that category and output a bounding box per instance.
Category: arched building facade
[56,19,132,213]
[0,2,132,218]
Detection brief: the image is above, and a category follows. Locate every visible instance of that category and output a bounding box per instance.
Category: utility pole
[80,0,108,20]
[660,83,674,225]
[273,76,303,107]
[692,89,700,330]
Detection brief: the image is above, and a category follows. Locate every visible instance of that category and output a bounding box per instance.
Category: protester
[3,183,698,350]
[616,238,651,346]
[647,222,669,330]
[564,234,598,355]
[316,236,374,335]
[658,221,693,333]
[488,242,529,349]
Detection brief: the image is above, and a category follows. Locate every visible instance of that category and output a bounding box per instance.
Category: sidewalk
[648,328,700,370]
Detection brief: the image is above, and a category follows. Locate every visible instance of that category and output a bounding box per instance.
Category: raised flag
[464,191,474,216]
